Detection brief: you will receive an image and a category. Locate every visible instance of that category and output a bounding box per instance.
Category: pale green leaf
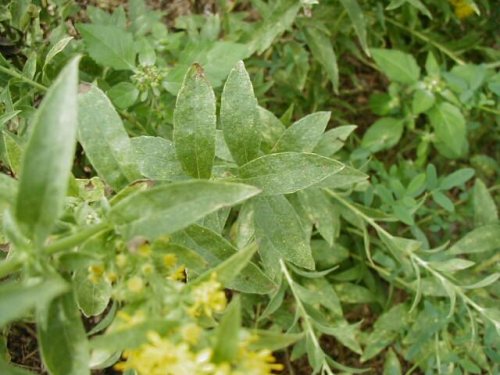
[361,117,404,152]
[173,64,216,179]
[473,178,498,226]
[371,49,420,84]
[383,349,402,375]
[428,102,468,159]
[73,268,112,317]
[107,82,139,109]
[448,224,500,255]
[212,297,241,363]
[15,57,80,245]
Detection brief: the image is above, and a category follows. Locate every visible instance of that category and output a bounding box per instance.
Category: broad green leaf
[412,89,435,114]
[339,0,370,56]
[313,125,357,157]
[37,292,90,375]
[77,24,136,70]
[107,82,139,109]
[253,195,314,271]
[239,152,344,195]
[221,61,260,165]
[110,181,260,240]
[0,278,68,327]
[0,173,17,207]
[473,178,498,226]
[131,136,184,180]
[428,102,467,159]
[212,297,241,363]
[448,224,500,255]
[371,49,420,84]
[174,225,276,294]
[78,84,140,190]
[73,268,112,317]
[439,168,475,190]
[173,64,216,179]
[383,349,402,375]
[303,27,339,93]
[273,112,330,153]
[361,117,404,152]
[15,57,80,245]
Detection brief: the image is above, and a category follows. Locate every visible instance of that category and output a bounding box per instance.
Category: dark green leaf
[339,0,370,56]
[371,49,420,84]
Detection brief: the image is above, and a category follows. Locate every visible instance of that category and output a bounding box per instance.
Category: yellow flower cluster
[188,273,227,317]
[115,331,284,375]
[449,0,475,19]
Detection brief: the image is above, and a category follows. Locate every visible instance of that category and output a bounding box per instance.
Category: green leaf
[221,61,260,165]
[339,0,370,56]
[77,24,136,70]
[371,49,420,84]
[0,278,68,327]
[412,89,435,114]
[253,195,314,271]
[107,82,139,109]
[110,180,260,240]
[131,136,184,181]
[44,36,74,70]
[258,106,286,153]
[297,189,336,245]
[273,112,330,153]
[314,320,362,355]
[428,102,467,159]
[173,64,216,179]
[303,27,339,93]
[473,179,498,226]
[248,330,303,351]
[239,152,344,195]
[439,168,475,190]
[313,125,357,157]
[448,224,500,255]
[0,356,36,375]
[431,191,455,212]
[15,57,80,245]
[73,268,112,317]
[0,173,17,208]
[212,297,241,363]
[37,292,90,375]
[316,165,368,189]
[174,225,276,294]
[78,84,140,190]
[430,258,475,273]
[383,349,402,375]
[361,117,404,152]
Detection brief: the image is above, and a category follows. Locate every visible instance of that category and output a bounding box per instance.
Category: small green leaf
[78,24,136,70]
[0,173,17,208]
[37,292,90,375]
[383,349,402,375]
[221,61,260,165]
[428,102,467,159]
[78,84,141,190]
[361,117,404,152]
[173,64,216,179]
[110,181,260,240]
[340,0,370,56]
[212,297,241,363]
[15,57,80,245]
[131,136,184,181]
[473,178,498,226]
[371,49,420,84]
[239,152,344,195]
[313,125,357,157]
[431,191,455,212]
[44,36,73,70]
[73,268,112,317]
[0,278,68,327]
[298,189,336,245]
[273,112,330,153]
[107,82,139,109]
[253,195,314,271]
[439,168,475,190]
[248,330,303,351]
[430,258,475,273]
[448,224,500,255]
[412,89,435,114]
[303,27,339,93]
[0,356,36,375]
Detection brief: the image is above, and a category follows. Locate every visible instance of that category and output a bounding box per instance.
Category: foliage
[0,0,498,374]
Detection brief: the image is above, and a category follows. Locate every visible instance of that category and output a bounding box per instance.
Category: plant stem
[385,18,466,65]
[0,65,48,91]
[44,222,111,255]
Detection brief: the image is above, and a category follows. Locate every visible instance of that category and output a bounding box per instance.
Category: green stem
[0,256,24,279]
[478,106,500,116]
[385,18,466,65]
[44,222,111,255]
[0,65,48,91]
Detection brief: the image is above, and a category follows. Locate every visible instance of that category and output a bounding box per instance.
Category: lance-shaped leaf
[339,0,370,56]
[239,152,344,195]
[253,195,314,270]
[272,112,330,153]
[78,84,140,191]
[212,297,241,363]
[15,57,80,245]
[221,61,260,165]
[173,64,216,179]
[37,292,90,375]
[110,181,260,240]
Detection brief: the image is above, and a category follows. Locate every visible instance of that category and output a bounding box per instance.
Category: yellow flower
[88,264,105,283]
[449,0,475,19]
[115,331,215,375]
[127,276,145,293]
[163,253,178,268]
[188,273,227,317]
[181,323,202,345]
[237,348,284,375]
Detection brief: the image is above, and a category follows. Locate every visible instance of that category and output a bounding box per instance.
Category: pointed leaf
[15,57,80,245]
[221,61,260,165]
[428,102,467,159]
[173,64,216,179]
[212,297,241,363]
[371,49,420,84]
[339,0,370,56]
[448,224,500,255]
